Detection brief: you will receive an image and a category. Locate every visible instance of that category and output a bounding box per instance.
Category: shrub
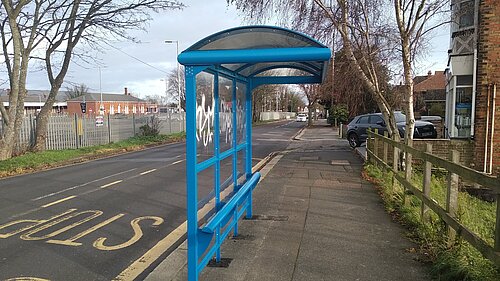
[140,115,161,136]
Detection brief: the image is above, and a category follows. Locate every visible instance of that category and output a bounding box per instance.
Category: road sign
[96,115,104,127]
[80,102,87,113]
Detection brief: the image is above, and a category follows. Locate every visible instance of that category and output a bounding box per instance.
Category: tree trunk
[32,86,60,151]
[0,125,16,160]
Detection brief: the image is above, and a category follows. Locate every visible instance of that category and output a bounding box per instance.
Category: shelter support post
[245,82,253,219]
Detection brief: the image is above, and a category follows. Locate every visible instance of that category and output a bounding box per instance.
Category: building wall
[371,139,474,168]
[473,0,500,174]
[67,101,157,116]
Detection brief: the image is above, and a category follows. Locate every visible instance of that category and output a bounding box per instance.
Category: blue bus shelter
[178,26,331,280]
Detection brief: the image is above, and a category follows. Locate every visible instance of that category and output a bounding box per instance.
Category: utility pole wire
[102,41,169,74]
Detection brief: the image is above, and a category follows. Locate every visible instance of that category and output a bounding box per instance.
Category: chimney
[124,87,128,95]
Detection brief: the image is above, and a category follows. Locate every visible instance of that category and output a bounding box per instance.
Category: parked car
[296,113,308,122]
[346,112,437,148]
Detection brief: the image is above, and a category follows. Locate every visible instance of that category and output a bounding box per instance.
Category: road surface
[0,120,304,281]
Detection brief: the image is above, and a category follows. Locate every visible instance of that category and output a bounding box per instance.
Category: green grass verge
[364,164,499,281]
[0,132,185,178]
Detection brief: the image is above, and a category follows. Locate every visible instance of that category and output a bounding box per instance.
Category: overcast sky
[21,0,449,99]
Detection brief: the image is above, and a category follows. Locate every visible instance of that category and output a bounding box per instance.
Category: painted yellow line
[139,169,157,175]
[41,196,76,208]
[100,180,123,189]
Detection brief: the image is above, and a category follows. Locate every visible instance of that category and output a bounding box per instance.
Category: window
[457,75,473,86]
[455,87,472,137]
[357,116,369,124]
[458,1,474,29]
[369,115,384,124]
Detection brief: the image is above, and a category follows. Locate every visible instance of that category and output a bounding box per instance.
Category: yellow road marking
[47,213,125,246]
[21,210,102,241]
[94,216,163,251]
[41,196,76,208]
[139,169,156,175]
[4,277,50,281]
[100,180,123,189]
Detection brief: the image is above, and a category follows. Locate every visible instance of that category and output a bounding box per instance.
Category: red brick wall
[371,139,474,168]
[474,0,500,174]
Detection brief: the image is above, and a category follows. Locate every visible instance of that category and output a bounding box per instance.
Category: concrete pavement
[145,120,430,281]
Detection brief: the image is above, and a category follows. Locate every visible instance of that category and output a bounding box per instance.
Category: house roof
[67,93,146,102]
[414,71,446,92]
[0,89,67,102]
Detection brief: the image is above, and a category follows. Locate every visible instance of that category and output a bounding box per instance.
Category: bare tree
[393,0,448,177]
[229,0,401,140]
[0,0,44,159]
[299,83,321,126]
[0,1,185,155]
[65,83,89,100]
[166,66,185,111]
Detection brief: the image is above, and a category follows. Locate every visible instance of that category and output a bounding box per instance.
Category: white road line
[41,196,76,208]
[170,159,184,165]
[31,168,137,201]
[140,169,157,175]
[100,180,123,189]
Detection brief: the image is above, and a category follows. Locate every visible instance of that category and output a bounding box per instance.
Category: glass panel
[196,72,215,163]
[237,150,246,186]
[219,156,233,194]
[197,165,215,213]
[236,82,246,145]
[456,75,473,86]
[455,87,472,137]
[189,27,322,51]
[219,76,233,153]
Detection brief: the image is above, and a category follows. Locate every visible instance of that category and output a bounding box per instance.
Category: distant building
[66,88,157,116]
[413,71,446,118]
[0,89,67,115]
[445,0,500,173]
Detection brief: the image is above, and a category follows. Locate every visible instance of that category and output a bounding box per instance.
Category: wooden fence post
[446,150,460,246]
[421,143,432,222]
[374,129,379,159]
[392,142,399,195]
[383,131,388,164]
[366,130,371,163]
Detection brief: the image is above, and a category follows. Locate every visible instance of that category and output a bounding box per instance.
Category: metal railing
[0,113,186,153]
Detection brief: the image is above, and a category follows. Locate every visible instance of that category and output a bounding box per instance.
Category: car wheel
[348,133,360,148]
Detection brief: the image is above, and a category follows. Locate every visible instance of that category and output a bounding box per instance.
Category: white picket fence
[0,113,186,152]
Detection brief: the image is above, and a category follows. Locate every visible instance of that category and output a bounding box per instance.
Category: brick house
[413,70,446,118]
[66,88,157,116]
[445,0,500,174]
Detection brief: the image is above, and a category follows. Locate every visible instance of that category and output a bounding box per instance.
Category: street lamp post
[99,66,104,115]
[165,40,181,112]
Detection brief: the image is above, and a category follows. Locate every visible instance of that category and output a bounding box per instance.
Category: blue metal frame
[180,26,331,281]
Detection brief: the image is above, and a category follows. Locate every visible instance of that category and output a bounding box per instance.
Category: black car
[346,112,437,148]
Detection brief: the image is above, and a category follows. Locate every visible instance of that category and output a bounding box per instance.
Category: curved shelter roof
[178,26,331,86]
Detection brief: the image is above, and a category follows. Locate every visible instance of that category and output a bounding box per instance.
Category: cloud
[23,0,242,98]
